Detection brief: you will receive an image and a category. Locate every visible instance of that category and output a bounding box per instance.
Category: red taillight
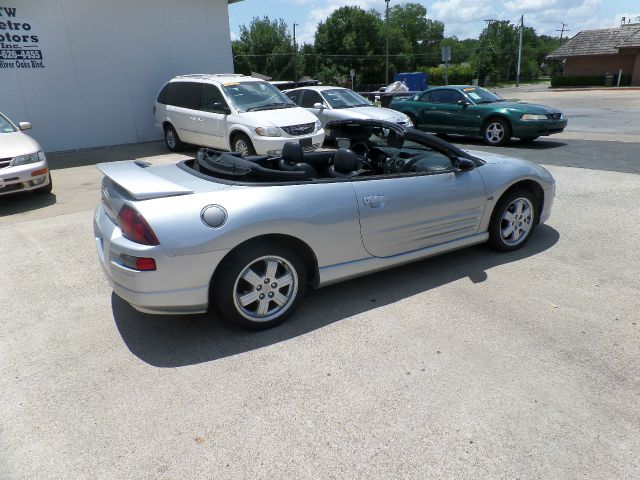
[116,204,160,245]
[120,254,156,271]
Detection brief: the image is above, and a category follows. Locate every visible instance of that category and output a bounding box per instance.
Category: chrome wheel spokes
[500,197,534,246]
[233,255,298,322]
[486,122,505,143]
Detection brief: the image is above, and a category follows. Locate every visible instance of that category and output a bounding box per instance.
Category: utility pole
[554,23,568,76]
[385,0,390,86]
[516,15,523,87]
[556,22,569,40]
[293,22,298,85]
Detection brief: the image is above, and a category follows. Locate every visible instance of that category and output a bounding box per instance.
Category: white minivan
[154,74,325,156]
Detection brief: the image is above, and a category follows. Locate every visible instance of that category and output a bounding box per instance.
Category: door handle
[363,195,386,208]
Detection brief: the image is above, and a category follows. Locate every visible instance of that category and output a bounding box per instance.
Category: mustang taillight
[116,204,160,245]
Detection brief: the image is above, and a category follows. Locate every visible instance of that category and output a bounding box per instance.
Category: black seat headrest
[333,148,361,174]
[282,142,304,164]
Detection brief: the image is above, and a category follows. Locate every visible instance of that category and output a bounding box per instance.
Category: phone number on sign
[0,49,43,60]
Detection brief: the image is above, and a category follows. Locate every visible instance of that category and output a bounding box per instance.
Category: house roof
[548,23,640,58]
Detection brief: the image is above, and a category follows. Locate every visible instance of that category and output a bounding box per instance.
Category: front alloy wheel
[500,197,534,246]
[483,118,510,146]
[232,133,256,156]
[488,189,537,251]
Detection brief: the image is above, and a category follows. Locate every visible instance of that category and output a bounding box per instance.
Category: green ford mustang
[390,86,567,146]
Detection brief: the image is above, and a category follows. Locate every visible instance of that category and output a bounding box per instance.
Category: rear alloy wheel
[488,189,537,251]
[215,243,306,329]
[483,118,511,146]
[164,125,184,152]
[232,133,256,156]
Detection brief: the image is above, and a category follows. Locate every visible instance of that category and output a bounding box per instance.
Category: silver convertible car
[94,119,555,329]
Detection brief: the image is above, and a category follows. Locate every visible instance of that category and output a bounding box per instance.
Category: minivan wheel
[232,133,256,156]
[488,189,538,251]
[214,242,306,329]
[164,125,184,151]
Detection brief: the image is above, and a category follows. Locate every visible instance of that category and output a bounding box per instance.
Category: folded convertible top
[196,149,307,180]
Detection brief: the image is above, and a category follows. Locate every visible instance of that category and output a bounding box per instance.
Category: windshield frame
[222,81,296,113]
[0,112,18,134]
[460,86,505,104]
[321,88,372,109]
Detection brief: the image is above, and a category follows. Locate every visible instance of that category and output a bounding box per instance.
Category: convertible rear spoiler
[97,161,193,200]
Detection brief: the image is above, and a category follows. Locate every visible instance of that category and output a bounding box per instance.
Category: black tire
[519,136,539,144]
[164,124,184,152]
[34,173,52,195]
[407,114,419,129]
[487,188,538,251]
[231,132,256,156]
[213,242,307,329]
[483,117,511,146]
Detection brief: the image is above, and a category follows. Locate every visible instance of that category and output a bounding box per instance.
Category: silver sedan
[0,112,52,196]
[285,86,413,139]
[94,120,555,329]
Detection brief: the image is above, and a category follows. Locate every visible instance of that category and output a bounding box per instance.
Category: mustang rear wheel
[214,243,306,329]
[488,189,537,251]
[483,118,511,146]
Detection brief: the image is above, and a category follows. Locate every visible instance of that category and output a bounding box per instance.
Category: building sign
[0,6,44,69]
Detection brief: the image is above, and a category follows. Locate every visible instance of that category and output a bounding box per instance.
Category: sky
[228,0,640,44]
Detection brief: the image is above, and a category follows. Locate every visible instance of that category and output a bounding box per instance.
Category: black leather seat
[278,142,317,178]
[327,148,367,177]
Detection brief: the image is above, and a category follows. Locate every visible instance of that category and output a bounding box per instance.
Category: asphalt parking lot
[1,88,639,479]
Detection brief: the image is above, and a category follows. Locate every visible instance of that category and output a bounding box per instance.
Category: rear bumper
[0,160,50,196]
[94,204,229,315]
[512,118,568,138]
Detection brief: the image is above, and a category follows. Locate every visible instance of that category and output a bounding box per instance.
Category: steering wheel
[350,142,373,170]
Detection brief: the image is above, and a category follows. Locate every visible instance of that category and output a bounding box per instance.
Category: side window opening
[301,90,323,108]
[200,84,228,113]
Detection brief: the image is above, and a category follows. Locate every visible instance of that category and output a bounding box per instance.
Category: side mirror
[452,156,475,172]
[457,99,469,107]
[19,121,32,130]
[212,103,231,115]
[313,102,325,110]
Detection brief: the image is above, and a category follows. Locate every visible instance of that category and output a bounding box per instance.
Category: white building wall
[0,0,234,152]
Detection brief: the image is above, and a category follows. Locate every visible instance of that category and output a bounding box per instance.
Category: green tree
[314,6,384,86]
[232,16,294,80]
[388,3,444,71]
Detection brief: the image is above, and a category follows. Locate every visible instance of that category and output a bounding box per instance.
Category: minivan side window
[172,82,202,110]
[200,84,228,113]
[157,84,173,105]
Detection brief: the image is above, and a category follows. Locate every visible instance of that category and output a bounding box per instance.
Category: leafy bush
[551,74,631,87]
[417,64,476,86]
